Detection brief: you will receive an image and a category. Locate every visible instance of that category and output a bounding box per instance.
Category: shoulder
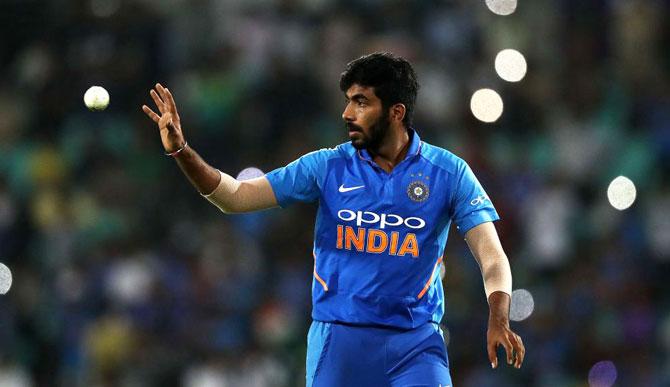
[419,141,468,176]
[307,142,356,161]
[333,142,357,159]
[306,142,354,157]
[296,143,351,168]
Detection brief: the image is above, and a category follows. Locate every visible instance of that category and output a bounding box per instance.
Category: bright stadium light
[495,49,527,82]
[485,0,517,16]
[509,289,534,322]
[0,263,13,294]
[588,361,617,387]
[607,176,636,210]
[470,88,504,123]
[236,167,265,181]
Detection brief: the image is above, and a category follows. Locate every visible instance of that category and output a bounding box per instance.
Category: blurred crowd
[0,0,669,386]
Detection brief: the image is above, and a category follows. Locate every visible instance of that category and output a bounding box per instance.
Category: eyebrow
[345,93,369,102]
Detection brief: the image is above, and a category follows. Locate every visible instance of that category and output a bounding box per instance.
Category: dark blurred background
[0,0,669,386]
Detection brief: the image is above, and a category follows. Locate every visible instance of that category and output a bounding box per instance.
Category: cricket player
[142,52,525,386]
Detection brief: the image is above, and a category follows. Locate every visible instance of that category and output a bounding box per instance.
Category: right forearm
[172,144,221,195]
[142,84,276,213]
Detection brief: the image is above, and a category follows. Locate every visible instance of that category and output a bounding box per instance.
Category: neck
[368,125,411,173]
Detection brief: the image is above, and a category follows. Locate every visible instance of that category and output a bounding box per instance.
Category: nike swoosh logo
[338,184,365,193]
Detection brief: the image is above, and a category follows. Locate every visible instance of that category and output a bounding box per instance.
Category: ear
[390,103,406,123]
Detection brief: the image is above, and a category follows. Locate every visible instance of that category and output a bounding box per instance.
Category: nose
[342,103,354,122]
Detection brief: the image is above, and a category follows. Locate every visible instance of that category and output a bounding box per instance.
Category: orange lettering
[336,226,419,257]
[389,231,399,255]
[397,233,419,257]
[345,226,365,251]
[367,229,388,253]
[336,225,343,249]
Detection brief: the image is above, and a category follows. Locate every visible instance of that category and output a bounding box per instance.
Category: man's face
[342,84,391,150]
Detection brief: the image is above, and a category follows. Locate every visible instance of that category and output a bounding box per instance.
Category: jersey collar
[357,128,423,163]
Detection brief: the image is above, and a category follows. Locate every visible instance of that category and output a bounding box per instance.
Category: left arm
[465,221,525,369]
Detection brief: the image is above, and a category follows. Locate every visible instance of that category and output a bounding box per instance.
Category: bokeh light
[495,49,527,82]
[0,263,13,294]
[607,176,636,210]
[470,88,504,123]
[90,0,121,18]
[588,361,617,387]
[485,0,518,16]
[236,167,265,181]
[510,289,534,321]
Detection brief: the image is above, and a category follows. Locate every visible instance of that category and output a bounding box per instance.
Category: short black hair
[339,52,419,127]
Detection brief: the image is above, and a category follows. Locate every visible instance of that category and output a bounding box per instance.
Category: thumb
[488,340,498,369]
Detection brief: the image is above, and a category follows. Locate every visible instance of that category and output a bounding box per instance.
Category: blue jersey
[265,130,499,329]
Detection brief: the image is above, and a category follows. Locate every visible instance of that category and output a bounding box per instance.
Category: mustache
[346,123,363,132]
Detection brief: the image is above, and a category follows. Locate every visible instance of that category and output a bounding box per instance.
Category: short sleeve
[451,161,500,235]
[265,149,330,207]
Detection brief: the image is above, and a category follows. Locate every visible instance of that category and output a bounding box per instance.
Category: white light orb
[588,361,617,387]
[607,176,636,210]
[0,263,13,294]
[485,0,518,16]
[236,167,265,181]
[470,88,504,123]
[495,49,527,82]
[510,289,534,321]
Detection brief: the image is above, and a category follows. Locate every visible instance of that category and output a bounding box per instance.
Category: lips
[347,124,362,137]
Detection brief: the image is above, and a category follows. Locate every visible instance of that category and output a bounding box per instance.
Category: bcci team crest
[407,180,430,202]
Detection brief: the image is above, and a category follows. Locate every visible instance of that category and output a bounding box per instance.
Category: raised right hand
[142,83,186,153]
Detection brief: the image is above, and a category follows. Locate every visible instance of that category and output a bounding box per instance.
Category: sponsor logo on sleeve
[470,194,490,206]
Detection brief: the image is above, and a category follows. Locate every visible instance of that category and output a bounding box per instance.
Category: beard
[347,112,391,151]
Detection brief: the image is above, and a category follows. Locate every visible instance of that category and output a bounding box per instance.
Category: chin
[351,139,366,150]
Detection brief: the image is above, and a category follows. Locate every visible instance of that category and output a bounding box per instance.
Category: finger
[514,334,525,368]
[163,87,179,117]
[150,89,167,113]
[142,105,160,123]
[155,83,170,107]
[509,333,521,368]
[487,339,498,369]
[156,84,179,119]
[508,334,520,368]
[502,336,515,365]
